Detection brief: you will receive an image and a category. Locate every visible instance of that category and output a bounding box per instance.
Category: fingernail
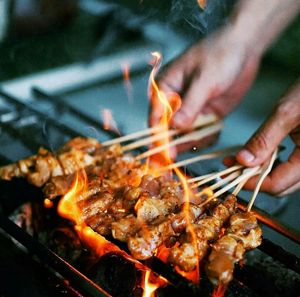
[238,149,255,163]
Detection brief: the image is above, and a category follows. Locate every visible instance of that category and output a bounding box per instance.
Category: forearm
[227,0,300,57]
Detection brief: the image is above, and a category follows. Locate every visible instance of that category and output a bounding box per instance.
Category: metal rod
[32,87,121,139]
[258,238,300,274]
[237,199,300,245]
[0,214,111,297]
[0,154,11,165]
[0,121,41,153]
[0,90,81,138]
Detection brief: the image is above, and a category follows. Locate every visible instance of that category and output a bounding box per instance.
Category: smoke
[169,0,236,34]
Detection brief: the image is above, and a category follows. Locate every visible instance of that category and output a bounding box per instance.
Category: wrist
[225,0,300,59]
[218,24,263,62]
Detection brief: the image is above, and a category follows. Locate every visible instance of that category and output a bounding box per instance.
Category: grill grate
[0,88,300,296]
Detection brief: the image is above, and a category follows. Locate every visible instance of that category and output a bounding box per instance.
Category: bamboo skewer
[247,149,278,212]
[122,114,218,152]
[209,171,242,191]
[213,166,261,198]
[232,178,248,196]
[102,113,218,147]
[102,125,163,146]
[196,166,261,206]
[190,164,243,187]
[187,173,214,184]
[136,122,223,160]
[159,145,241,172]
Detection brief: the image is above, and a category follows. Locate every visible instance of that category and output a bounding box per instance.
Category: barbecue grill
[1,2,300,296]
[0,85,300,297]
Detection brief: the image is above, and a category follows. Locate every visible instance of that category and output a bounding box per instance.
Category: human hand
[149,28,261,129]
[149,28,261,154]
[236,80,300,196]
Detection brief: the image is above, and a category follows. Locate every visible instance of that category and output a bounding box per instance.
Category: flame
[212,284,227,297]
[198,0,206,9]
[58,169,87,224]
[101,109,120,134]
[75,225,121,256]
[148,52,201,283]
[141,270,164,297]
[148,52,180,166]
[122,63,133,104]
[174,167,200,284]
[175,266,200,284]
[156,244,171,263]
[44,198,53,208]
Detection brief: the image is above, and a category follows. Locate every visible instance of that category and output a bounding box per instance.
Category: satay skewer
[159,145,241,172]
[102,113,218,147]
[136,122,223,160]
[190,164,243,188]
[246,149,278,212]
[209,170,242,191]
[195,166,261,207]
[232,178,248,196]
[122,114,219,152]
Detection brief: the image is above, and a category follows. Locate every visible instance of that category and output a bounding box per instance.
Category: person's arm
[150,0,300,130]
[230,0,300,57]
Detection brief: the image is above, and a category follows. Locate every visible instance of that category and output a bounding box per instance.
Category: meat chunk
[205,211,262,286]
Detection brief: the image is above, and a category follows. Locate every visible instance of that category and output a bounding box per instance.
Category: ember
[122,62,133,104]
[101,108,120,134]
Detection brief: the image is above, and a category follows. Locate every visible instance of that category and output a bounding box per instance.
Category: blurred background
[0,0,299,255]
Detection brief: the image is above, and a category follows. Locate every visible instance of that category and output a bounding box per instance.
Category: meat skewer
[168,194,237,272]
[126,202,205,260]
[0,138,105,187]
[205,211,262,286]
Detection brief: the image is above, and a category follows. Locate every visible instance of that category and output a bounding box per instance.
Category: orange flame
[198,0,206,9]
[148,52,200,284]
[58,169,141,261]
[141,270,164,297]
[175,266,200,284]
[57,170,120,258]
[58,169,87,224]
[156,244,171,263]
[174,167,200,284]
[44,198,53,208]
[212,284,227,297]
[148,52,175,166]
[122,63,133,104]
[101,108,120,134]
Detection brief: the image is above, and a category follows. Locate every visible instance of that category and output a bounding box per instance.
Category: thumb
[236,104,296,167]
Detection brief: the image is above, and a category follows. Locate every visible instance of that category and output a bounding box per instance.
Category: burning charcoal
[48,226,83,262]
[88,253,137,297]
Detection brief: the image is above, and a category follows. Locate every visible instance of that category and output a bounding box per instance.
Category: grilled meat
[0,137,127,187]
[168,194,237,271]
[205,211,262,286]
[127,203,204,260]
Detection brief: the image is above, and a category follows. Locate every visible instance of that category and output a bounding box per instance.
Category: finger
[243,146,300,195]
[172,73,212,129]
[277,179,300,196]
[236,101,300,167]
[223,155,236,167]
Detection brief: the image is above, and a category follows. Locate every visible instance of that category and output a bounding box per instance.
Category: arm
[229,0,300,57]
